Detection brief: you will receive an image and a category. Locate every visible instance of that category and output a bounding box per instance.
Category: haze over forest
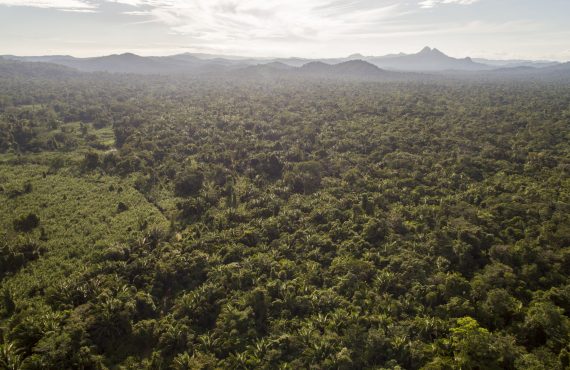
[1,1,570,369]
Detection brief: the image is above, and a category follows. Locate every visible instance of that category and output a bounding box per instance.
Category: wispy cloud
[0,0,404,43]
[0,0,96,11]
[1,0,567,60]
[419,0,480,8]
[106,0,404,42]
[0,0,478,41]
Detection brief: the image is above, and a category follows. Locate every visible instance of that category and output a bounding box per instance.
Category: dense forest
[0,67,569,369]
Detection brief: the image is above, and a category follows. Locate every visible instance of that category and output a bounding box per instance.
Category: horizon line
[1,47,567,63]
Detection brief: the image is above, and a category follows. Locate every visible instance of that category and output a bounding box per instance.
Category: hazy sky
[1,0,569,60]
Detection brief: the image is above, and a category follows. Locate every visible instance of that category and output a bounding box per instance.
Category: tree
[363,218,388,244]
[175,170,204,197]
[13,213,40,232]
[0,340,23,370]
[285,161,322,194]
[83,151,99,171]
[427,317,501,369]
[523,301,569,350]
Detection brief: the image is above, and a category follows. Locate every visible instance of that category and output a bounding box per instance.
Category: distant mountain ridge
[300,60,386,77]
[1,47,565,76]
[0,58,79,79]
[472,58,559,68]
[362,47,490,71]
[232,59,410,82]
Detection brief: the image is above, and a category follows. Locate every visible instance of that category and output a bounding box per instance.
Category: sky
[0,0,569,60]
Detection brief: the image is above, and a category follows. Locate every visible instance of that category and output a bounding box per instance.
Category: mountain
[489,66,538,73]
[299,61,333,73]
[231,59,410,82]
[0,58,78,79]
[1,55,76,63]
[328,60,386,76]
[2,53,218,74]
[533,62,570,81]
[177,52,270,61]
[3,48,566,76]
[54,53,198,74]
[300,60,384,75]
[273,57,314,67]
[167,53,263,68]
[236,62,295,79]
[364,47,490,71]
[275,56,368,67]
[540,61,570,72]
[450,60,570,82]
[296,60,406,81]
[473,58,559,68]
[260,62,295,70]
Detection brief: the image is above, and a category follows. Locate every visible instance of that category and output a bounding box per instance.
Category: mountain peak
[348,53,365,59]
[418,47,447,57]
[431,48,445,56]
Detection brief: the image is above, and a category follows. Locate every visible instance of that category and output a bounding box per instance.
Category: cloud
[0,0,403,44]
[419,0,480,8]
[0,0,96,11]
[106,0,404,42]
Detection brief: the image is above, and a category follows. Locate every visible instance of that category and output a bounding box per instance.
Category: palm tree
[250,337,272,360]
[197,333,220,353]
[313,313,330,332]
[172,352,193,370]
[307,339,333,363]
[0,340,23,370]
[227,351,250,369]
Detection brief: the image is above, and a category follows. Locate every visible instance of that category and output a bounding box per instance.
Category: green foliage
[285,161,322,194]
[0,340,23,370]
[447,317,499,368]
[0,73,569,369]
[523,301,569,349]
[174,170,204,197]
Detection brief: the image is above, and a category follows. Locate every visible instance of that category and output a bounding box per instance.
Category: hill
[54,53,194,74]
[0,58,79,79]
[367,47,490,71]
[5,48,567,75]
[299,60,388,79]
[473,58,559,68]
